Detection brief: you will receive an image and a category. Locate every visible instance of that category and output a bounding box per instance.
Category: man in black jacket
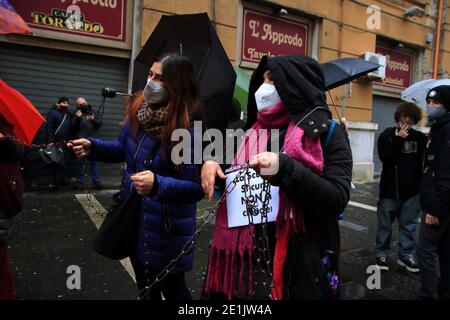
[417,85,450,300]
[45,96,80,189]
[73,97,103,189]
[375,102,427,273]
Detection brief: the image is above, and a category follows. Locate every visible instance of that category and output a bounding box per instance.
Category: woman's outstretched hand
[67,139,91,157]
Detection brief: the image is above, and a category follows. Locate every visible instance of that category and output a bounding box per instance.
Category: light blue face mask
[426,104,448,120]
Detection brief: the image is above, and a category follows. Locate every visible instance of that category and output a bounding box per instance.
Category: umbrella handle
[327,91,343,123]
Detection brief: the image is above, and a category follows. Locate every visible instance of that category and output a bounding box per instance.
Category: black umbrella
[132,13,236,133]
[320,58,380,90]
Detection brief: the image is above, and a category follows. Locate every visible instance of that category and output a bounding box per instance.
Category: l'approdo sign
[241,9,309,64]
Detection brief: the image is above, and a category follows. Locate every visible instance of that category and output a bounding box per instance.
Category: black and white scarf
[136,103,168,141]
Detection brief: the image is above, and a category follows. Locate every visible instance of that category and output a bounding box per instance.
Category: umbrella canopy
[402,79,450,109]
[0,0,32,35]
[132,13,236,133]
[0,79,45,143]
[320,58,380,90]
[233,66,251,111]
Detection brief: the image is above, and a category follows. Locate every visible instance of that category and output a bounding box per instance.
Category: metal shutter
[372,96,400,176]
[0,42,129,186]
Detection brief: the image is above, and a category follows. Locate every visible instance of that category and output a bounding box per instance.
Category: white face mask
[254,83,281,112]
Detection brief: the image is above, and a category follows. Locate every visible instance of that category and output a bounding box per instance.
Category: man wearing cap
[417,85,450,299]
[45,96,80,190]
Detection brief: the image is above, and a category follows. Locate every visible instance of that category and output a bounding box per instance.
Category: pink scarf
[204,102,324,299]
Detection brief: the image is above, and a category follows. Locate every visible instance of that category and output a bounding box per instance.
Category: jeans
[75,157,100,184]
[375,194,421,260]
[130,257,192,300]
[417,213,450,299]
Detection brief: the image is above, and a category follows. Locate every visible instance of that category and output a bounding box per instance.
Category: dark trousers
[375,195,421,259]
[130,257,192,300]
[75,157,100,184]
[417,213,450,299]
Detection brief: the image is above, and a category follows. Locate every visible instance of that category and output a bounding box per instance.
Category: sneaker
[398,256,419,273]
[375,256,389,271]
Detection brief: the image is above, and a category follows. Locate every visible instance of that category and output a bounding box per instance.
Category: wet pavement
[7,179,421,300]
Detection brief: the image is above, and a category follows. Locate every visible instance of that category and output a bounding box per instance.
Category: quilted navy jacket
[89,122,203,273]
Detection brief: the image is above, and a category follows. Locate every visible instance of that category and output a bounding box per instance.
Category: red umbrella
[0,79,45,144]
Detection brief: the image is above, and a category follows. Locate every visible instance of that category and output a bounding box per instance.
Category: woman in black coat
[201,55,352,300]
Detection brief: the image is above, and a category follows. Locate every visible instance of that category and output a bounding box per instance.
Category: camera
[101,87,117,98]
[76,104,92,115]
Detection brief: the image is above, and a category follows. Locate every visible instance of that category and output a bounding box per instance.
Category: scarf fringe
[205,248,254,299]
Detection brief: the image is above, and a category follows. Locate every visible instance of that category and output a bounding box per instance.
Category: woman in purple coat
[69,55,204,300]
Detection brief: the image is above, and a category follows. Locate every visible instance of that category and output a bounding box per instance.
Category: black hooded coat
[256,55,352,299]
[208,55,353,300]
[421,85,450,219]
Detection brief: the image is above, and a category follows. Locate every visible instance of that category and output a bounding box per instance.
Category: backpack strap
[324,119,337,149]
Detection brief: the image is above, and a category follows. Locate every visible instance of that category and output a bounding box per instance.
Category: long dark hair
[124,90,145,137]
[160,54,202,154]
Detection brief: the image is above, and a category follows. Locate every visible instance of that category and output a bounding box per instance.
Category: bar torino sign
[242,9,308,64]
[10,0,126,42]
[375,44,414,89]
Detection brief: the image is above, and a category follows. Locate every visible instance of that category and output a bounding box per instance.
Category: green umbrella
[233,66,251,111]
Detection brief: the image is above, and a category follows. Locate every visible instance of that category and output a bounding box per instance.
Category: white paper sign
[225,167,279,228]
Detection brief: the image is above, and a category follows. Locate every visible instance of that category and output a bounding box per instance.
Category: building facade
[0,0,136,183]
[1,0,449,182]
[141,0,450,180]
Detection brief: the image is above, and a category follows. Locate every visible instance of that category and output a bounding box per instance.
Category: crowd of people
[45,95,103,190]
[0,53,449,301]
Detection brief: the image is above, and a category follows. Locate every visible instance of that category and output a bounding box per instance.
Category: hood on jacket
[0,136,24,164]
[245,55,331,138]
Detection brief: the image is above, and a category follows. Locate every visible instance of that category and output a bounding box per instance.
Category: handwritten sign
[226,167,279,228]
[241,9,308,64]
[375,44,414,89]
